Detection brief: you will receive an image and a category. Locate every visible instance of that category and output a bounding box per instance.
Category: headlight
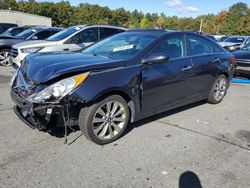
[20,47,42,53]
[27,72,89,103]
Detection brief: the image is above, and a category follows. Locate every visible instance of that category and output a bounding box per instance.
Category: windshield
[15,28,37,39]
[224,37,245,44]
[82,33,157,60]
[46,26,80,41]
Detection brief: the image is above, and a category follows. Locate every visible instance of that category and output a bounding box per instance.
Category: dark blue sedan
[10,30,236,144]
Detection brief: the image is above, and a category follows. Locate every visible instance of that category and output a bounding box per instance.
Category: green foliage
[221,2,249,35]
[1,1,249,35]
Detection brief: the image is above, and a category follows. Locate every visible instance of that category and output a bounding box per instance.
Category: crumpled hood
[13,40,57,49]
[21,52,126,84]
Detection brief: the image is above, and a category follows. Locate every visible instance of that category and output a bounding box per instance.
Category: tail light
[229,57,237,64]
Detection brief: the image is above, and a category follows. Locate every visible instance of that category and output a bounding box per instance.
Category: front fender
[70,65,142,116]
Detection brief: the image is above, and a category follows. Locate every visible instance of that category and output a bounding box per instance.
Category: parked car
[0,26,63,66]
[219,36,250,52]
[233,43,250,78]
[10,30,236,144]
[0,23,17,34]
[0,26,31,39]
[10,25,127,67]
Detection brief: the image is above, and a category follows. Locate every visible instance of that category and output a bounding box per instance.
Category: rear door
[186,34,224,98]
[142,34,193,113]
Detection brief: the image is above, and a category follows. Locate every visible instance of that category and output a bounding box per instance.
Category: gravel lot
[0,67,249,188]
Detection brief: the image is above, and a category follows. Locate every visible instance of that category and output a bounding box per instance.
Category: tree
[215,11,228,34]
[221,2,248,35]
[140,17,150,28]
[111,8,129,27]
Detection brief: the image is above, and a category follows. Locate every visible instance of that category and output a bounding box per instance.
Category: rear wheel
[0,49,11,66]
[79,95,130,144]
[208,75,228,104]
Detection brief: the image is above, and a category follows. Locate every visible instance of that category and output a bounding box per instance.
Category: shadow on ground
[179,171,203,188]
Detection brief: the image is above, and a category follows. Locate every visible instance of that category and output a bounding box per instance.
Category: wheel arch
[87,89,136,123]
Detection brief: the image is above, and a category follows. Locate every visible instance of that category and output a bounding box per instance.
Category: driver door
[142,34,193,114]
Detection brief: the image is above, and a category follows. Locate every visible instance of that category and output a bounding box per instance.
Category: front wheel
[0,49,11,66]
[79,95,130,144]
[208,75,228,104]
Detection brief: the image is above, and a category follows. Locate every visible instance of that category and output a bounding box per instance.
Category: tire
[79,95,130,145]
[0,49,11,66]
[208,75,228,104]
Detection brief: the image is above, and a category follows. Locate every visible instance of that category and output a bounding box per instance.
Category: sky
[36,0,250,17]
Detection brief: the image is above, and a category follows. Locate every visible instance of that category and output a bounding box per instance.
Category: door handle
[182,65,192,71]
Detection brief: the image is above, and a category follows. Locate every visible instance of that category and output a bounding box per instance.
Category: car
[219,36,250,52]
[0,26,31,39]
[0,23,18,34]
[0,26,63,66]
[10,30,236,144]
[233,43,250,78]
[10,25,127,67]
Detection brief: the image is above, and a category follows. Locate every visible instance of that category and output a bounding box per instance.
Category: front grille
[10,48,18,58]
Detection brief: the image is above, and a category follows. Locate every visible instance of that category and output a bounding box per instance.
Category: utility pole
[199,19,203,33]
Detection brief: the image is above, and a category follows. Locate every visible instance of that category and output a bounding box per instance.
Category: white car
[10,25,127,67]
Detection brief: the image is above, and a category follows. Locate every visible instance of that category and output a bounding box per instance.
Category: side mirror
[31,36,38,40]
[142,54,170,64]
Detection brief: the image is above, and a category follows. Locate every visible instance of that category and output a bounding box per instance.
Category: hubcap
[0,50,10,66]
[214,78,227,101]
[92,101,126,140]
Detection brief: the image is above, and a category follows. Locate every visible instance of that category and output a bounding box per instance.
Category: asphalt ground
[0,66,249,188]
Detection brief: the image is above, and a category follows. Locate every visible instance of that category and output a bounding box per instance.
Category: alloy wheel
[213,77,227,101]
[92,101,127,140]
[0,50,11,66]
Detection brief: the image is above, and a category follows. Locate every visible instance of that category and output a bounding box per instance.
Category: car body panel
[23,52,126,84]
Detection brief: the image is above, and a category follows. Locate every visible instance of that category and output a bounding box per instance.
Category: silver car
[10,25,127,67]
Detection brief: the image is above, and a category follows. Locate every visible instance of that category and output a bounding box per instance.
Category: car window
[10,28,25,36]
[33,30,52,40]
[15,28,37,39]
[100,28,124,39]
[188,35,214,56]
[66,28,99,44]
[148,35,184,59]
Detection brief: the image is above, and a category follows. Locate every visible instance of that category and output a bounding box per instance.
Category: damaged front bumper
[11,88,67,130]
